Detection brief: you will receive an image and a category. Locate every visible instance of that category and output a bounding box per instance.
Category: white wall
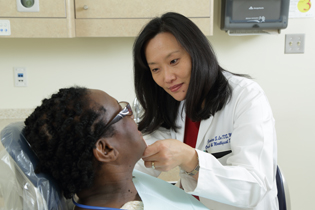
[0,1,314,209]
[0,37,136,108]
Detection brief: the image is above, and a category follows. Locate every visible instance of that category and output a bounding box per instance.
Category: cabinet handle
[83,5,88,10]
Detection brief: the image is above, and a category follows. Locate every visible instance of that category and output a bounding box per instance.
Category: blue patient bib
[133,170,209,210]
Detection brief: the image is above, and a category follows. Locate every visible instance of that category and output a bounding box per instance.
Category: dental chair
[0,122,73,210]
[276,165,291,210]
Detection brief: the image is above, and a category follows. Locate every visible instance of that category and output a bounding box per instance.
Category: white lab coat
[135,72,278,210]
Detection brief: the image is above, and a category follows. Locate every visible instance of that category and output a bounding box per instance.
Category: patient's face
[89,89,146,162]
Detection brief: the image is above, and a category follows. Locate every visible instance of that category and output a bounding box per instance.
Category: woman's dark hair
[133,12,246,134]
[22,87,114,199]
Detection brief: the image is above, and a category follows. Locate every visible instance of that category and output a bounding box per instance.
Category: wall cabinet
[75,0,213,37]
[0,0,75,38]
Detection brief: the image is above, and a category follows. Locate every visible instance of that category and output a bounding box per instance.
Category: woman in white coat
[133,12,278,210]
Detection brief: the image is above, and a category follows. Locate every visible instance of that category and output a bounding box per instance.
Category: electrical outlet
[14,67,28,87]
[285,34,305,54]
[0,20,11,36]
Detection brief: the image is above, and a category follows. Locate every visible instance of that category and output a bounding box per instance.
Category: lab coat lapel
[196,116,213,149]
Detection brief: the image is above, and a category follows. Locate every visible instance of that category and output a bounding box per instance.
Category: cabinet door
[75,0,213,37]
[0,0,66,18]
[75,0,210,19]
[0,0,75,38]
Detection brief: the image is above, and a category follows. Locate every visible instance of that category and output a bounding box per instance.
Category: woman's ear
[93,138,119,163]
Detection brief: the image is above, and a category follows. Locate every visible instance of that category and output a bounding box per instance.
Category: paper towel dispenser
[220,0,290,35]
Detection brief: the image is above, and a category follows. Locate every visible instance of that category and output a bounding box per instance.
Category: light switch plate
[285,34,305,54]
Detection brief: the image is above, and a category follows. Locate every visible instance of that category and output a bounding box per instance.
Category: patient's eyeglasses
[98,101,133,137]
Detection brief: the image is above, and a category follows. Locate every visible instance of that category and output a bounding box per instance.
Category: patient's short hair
[23,86,114,199]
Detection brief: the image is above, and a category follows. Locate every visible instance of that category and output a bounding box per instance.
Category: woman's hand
[142,139,198,173]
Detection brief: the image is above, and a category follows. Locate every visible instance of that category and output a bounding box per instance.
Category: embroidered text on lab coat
[205,133,232,149]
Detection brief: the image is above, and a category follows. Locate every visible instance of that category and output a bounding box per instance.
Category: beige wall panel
[0,0,66,18]
[75,18,212,37]
[75,0,210,18]
[0,18,70,38]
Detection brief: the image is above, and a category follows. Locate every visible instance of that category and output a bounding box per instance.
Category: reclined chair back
[0,122,69,210]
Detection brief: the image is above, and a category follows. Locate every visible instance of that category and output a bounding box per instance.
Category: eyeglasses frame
[98,101,132,138]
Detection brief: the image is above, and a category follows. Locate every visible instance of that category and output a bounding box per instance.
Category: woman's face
[145,32,192,101]
[89,89,147,162]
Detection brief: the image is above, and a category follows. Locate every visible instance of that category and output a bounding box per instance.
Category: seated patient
[22,87,208,210]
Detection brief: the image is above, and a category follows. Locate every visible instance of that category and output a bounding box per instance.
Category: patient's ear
[93,139,119,162]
